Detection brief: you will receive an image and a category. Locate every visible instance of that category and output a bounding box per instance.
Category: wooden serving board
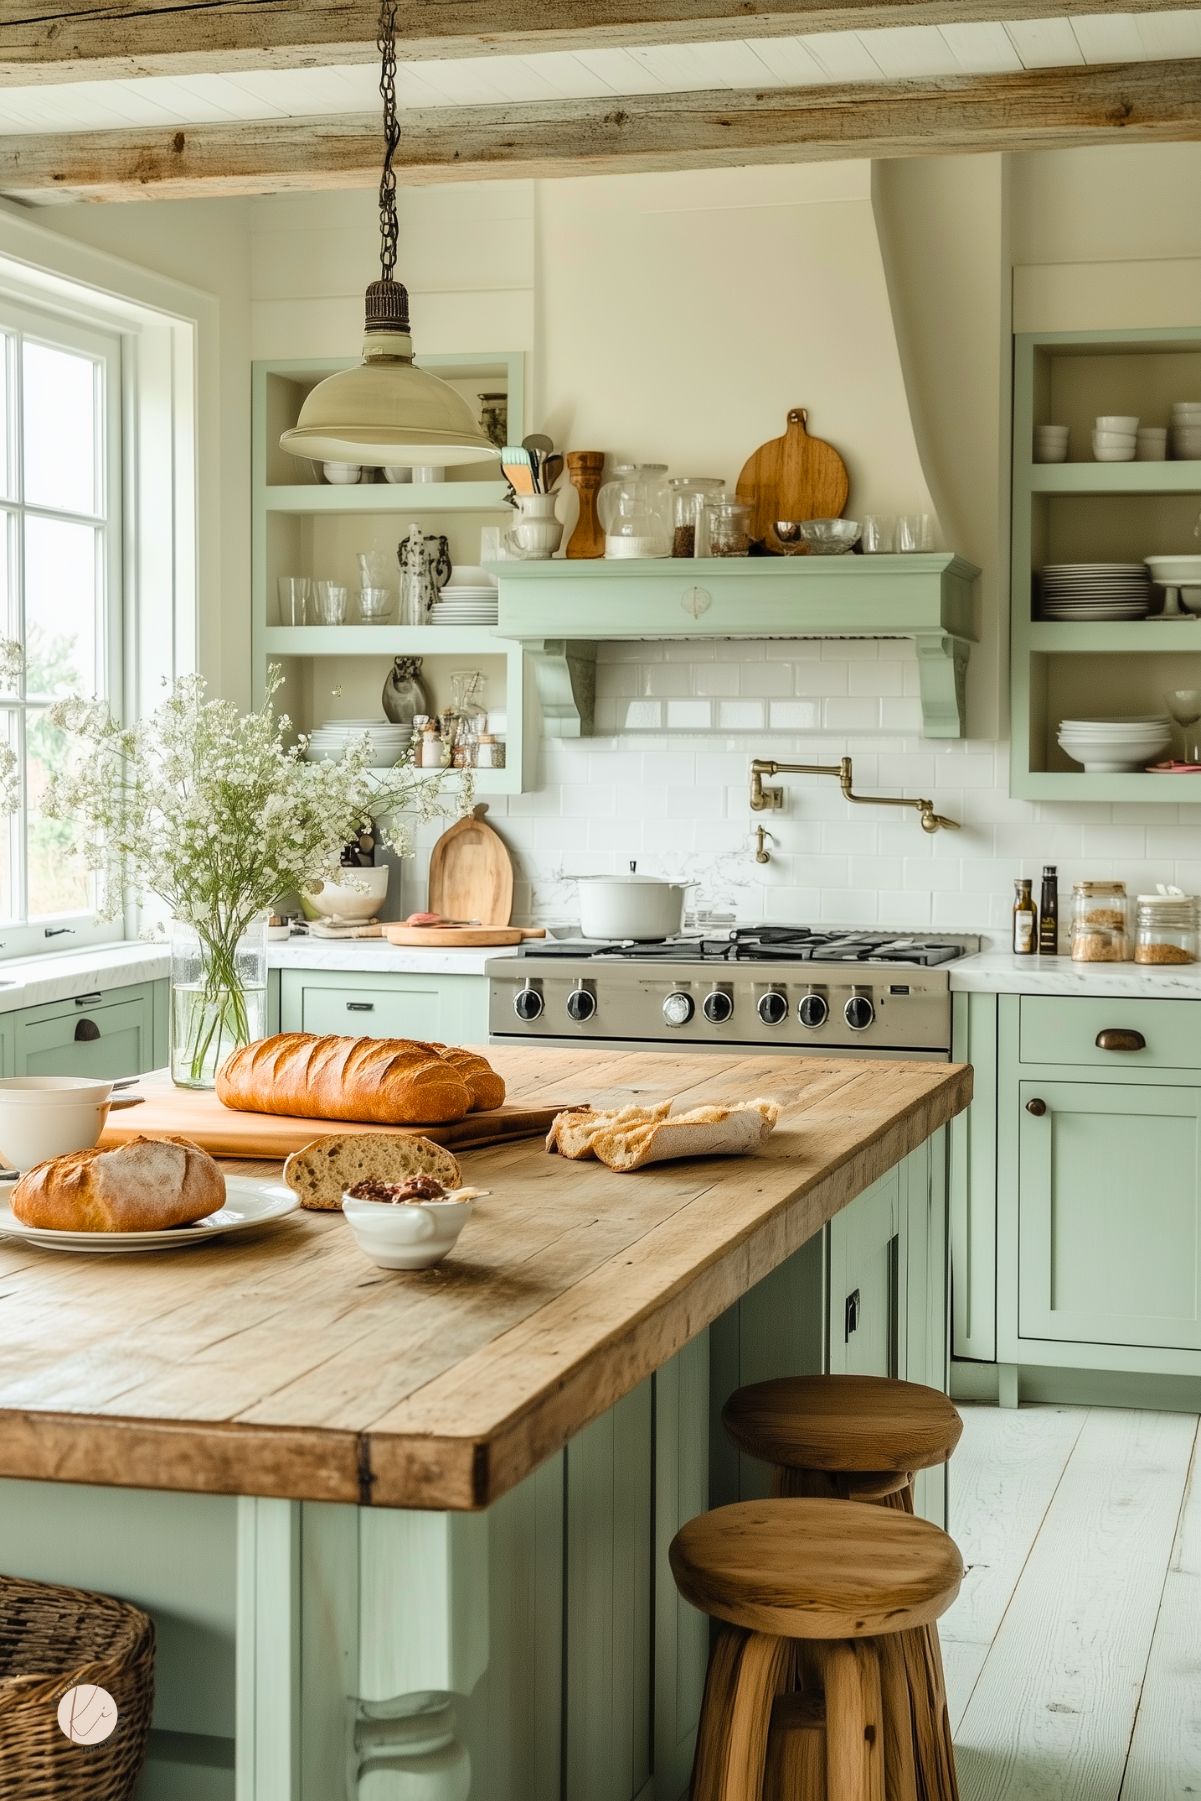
[98,1077,582,1159]
[736,407,849,555]
[384,924,525,947]
[428,805,514,926]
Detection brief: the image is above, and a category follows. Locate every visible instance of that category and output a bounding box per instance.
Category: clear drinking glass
[314,581,348,625]
[862,516,896,554]
[359,586,393,622]
[277,576,311,625]
[896,514,933,553]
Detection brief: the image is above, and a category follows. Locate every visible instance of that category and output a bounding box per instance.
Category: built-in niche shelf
[491,552,979,740]
[1012,326,1201,802]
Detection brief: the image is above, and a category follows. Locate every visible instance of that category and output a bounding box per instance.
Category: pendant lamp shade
[279,281,498,468]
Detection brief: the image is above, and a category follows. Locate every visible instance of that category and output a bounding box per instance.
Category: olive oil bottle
[1038,865,1059,956]
[1013,877,1036,955]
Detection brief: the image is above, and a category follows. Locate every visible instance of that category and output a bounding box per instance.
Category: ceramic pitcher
[504,493,563,561]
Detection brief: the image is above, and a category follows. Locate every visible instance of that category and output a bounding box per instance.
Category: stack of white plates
[429,583,498,626]
[1039,563,1154,621]
[303,719,411,764]
[1057,715,1172,773]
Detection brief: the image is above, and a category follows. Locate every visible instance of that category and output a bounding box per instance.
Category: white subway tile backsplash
[621,700,664,730]
[794,665,848,697]
[849,661,904,696]
[824,699,881,731]
[739,662,795,698]
[645,664,695,697]
[666,699,713,729]
[768,700,821,730]
[716,700,765,730]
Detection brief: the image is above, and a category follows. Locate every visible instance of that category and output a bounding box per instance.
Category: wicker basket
[0,1572,155,1800]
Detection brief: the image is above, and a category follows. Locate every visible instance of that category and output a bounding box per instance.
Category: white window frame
[0,199,213,963]
[0,299,124,959]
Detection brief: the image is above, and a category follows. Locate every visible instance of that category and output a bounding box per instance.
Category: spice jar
[418,722,445,769]
[475,733,505,769]
[1134,892,1198,965]
[706,497,752,557]
[668,477,724,558]
[1070,881,1129,962]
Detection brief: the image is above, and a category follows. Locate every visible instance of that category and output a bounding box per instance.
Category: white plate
[0,1177,299,1254]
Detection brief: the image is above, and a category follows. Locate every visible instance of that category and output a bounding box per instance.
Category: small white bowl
[1033,443,1068,464]
[309,866,390,924]
[322,462,363,485]
[1092,428,1137,448]
[1092,442,1136,463]
[0,1077,117,1170]
[1170,401,1201,414]
[1095,415,1139,432]
[382,467,413,484]
[342,1191,477,1269]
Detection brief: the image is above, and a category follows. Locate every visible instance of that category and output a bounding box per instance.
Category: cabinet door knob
[74,1017,101,1043]
[1095,1028,1146,1052]
[1025,1097,1047,1116]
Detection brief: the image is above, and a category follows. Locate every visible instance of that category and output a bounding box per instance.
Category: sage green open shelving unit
[1012,326,1201,802]
[251,350,532,794]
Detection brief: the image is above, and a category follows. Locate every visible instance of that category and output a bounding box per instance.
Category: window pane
[26,710,90,921]
[0,711,16,923]
[0,336,12,503]
[23,338,101,517]
[24,514,100,698]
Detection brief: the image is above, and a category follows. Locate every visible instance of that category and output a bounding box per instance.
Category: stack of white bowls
[1057,715,1172,773]
[1170,403,1201,460]
[1033,423,1070,464]
[303,719,412,765]
[1092,415,1138,462]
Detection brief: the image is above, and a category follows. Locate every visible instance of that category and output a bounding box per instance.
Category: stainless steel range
[487,927,976,1060]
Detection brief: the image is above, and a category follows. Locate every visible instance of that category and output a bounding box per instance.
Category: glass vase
[170,914,268,1089]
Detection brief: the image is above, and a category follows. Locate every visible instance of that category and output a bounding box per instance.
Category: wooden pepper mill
[565,451,606,559]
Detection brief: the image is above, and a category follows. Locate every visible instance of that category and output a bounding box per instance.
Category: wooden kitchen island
[0,1048,970,1801]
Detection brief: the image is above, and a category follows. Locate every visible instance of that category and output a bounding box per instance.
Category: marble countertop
[270,939,520,976]
[951,951,1201,1000]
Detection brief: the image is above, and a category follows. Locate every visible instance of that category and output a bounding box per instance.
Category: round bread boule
[282,1131,463,1212]
[11,1134,225,1233]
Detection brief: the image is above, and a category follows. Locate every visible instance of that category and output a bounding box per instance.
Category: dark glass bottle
[1039,865,1059,956]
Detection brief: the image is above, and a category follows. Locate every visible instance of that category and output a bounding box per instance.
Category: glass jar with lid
[1070,880,1129,962]
[598,464,670,559]
[706,497,752,558]
[668,477,724,557]
[1134,892,1199,965]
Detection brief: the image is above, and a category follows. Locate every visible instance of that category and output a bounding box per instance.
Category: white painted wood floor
[943,1403,1201,1801]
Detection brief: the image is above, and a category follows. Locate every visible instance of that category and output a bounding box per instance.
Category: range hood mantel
[491,552,978,740]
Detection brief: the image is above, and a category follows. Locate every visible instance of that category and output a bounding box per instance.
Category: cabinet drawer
[1018,995,1201,1071]
[13,988,156,1079]
[291,977,448,1042]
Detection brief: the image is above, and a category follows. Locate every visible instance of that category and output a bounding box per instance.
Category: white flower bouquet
[45,669,467,1086]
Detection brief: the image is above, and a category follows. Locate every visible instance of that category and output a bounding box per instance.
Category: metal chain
[377,0,400,282]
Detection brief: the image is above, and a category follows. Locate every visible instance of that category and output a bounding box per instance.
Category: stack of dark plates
[1038,563,1154,621]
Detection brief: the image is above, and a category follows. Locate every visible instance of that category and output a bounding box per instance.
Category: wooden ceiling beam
[3,0,1201,84]
[2,57,1200,199]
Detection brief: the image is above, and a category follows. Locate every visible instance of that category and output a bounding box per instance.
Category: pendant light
[279,1,497,468]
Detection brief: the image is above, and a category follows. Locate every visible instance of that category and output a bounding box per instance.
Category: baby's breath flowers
[45,668,468,1082]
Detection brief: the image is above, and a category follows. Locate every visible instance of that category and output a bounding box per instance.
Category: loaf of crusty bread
[11,1134,225,1232]
[215,1033,478,1125]
[429,1043,506,1113]
[282,1131,463,1212]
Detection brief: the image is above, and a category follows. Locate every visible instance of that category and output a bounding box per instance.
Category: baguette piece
[216,1034,473,1125]
[11,1134,225,1232]
[547,1099,780,1173]
[430,1043,506,1113]
[283,1132,462,1212]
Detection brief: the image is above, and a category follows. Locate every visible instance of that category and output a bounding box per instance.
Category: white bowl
[310,866,390,924]
[1092,443,1136,463]
[342,1191,475,1269]
[1035,423,1069,436]
[1033,443,1068,464]
[321,462,363,485]
[1170,401,1201,414]
[0,1077,118,1170]
[382,467,412,484]
[1095,415,1139,432]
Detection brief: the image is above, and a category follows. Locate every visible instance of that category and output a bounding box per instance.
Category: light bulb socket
[364,279,411,334]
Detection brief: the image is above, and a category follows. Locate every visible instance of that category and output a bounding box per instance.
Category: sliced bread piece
[283,1132,462,1212]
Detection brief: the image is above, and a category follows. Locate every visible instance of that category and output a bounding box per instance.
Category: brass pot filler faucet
[750,757,959,863]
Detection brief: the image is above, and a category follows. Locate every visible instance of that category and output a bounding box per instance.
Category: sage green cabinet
[9,982,165,1078]
[828,1164,903,1381]
[278,968,488,1044]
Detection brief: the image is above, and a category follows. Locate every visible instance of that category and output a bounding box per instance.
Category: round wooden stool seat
[722,1374,963,1476]
[669,1497,962,1642]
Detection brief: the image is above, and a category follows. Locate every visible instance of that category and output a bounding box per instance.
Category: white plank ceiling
[1,9,1200,134]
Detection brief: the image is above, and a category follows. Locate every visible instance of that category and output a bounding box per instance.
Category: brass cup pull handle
[1026,1097,1047,1116]
[1095,1028,1146,1052]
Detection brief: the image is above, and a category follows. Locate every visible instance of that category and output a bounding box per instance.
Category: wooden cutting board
[736,407,849,555]
[98,1078,583,1160]
[428,805,514,926]
[383,924,525,947]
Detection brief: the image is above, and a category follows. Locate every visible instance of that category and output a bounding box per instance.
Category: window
[0,300,122,958]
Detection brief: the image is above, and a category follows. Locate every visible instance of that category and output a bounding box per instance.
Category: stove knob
[663,990,695,1028]
[513,985,543,1022]
[844,993,875,1032]
[798,991,828,1030]
[758,990,789,1027]
[567,986,597,1023]
[703,988,733,1024]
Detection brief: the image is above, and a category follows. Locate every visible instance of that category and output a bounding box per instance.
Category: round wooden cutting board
[427,804,514,926]
[736,407,849,555]
[383,924,526,947]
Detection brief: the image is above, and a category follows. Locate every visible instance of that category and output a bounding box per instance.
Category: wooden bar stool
[721,1376,964,1801]
[669,1497,963,1801]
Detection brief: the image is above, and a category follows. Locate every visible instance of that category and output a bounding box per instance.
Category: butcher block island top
[0,1047,970,1512]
